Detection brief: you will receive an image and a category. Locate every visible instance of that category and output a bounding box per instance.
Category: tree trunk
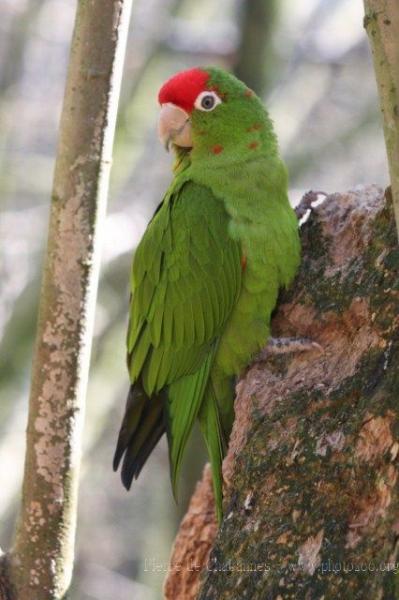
[234,0,277,95]
[364,1,399,239]
[0,1,132,598]
[164,185,399,599]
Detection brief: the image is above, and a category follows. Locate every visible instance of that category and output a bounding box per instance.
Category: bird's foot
[254,336,323,362]
[295,190,328,221]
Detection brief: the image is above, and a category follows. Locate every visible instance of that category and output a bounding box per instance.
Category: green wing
[128,180,241,391]
[121,180,242,497]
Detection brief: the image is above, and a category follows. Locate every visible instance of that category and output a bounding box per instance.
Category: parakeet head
[157,67,277,166]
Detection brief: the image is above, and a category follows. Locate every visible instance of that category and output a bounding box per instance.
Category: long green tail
[166,346,217,499]
[198,382,226,523]
[114,344,230,524]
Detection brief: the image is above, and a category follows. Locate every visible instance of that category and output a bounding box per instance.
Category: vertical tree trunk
[0,1,132,598]
[234,0,277,94]
[364,0,399,239]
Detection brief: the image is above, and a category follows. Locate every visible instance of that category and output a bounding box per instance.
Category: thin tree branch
[2,1,132,598]
[364,0,399,240]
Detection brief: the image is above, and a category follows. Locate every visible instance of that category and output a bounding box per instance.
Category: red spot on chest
[212,144,224,155]
[246,122,263,132]
[244,89,254,98]
[248,141,259,150]
[241,255,247,271]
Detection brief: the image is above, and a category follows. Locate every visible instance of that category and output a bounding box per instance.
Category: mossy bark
[164,185,399,600]
[0,1,132,599]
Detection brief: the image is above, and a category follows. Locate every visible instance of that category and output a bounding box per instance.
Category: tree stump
[164,184,399,600]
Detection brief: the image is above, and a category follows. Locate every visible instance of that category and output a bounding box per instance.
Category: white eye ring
[194,90,222,112]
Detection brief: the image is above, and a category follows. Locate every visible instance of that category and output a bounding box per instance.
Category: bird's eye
[194,91,222,112]
[201,95,215,109]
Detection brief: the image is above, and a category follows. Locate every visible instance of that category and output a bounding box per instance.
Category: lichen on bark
[164,185,399,600]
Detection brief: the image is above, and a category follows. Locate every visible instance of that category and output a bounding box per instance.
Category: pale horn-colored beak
[158,102,192,151]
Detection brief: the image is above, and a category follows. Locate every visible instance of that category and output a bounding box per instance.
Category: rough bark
[364,1,399,239]
[164,467,218,600]
[0,1,132,599]
[164,185,399,599]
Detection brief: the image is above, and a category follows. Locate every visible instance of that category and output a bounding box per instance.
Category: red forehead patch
[158,68,210,113]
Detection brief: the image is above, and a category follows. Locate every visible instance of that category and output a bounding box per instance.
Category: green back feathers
[119,179,242,512]
[127,179,242,395]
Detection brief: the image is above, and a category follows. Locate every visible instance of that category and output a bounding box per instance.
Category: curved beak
[158,103,192,151]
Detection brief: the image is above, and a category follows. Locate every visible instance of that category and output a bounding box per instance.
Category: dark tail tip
[113,383,166,489]
[112,443,124,473]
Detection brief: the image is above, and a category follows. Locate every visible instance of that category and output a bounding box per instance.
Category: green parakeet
[113,67,300,522]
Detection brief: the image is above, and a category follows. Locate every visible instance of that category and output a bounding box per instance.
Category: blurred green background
[0,1,389,598]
